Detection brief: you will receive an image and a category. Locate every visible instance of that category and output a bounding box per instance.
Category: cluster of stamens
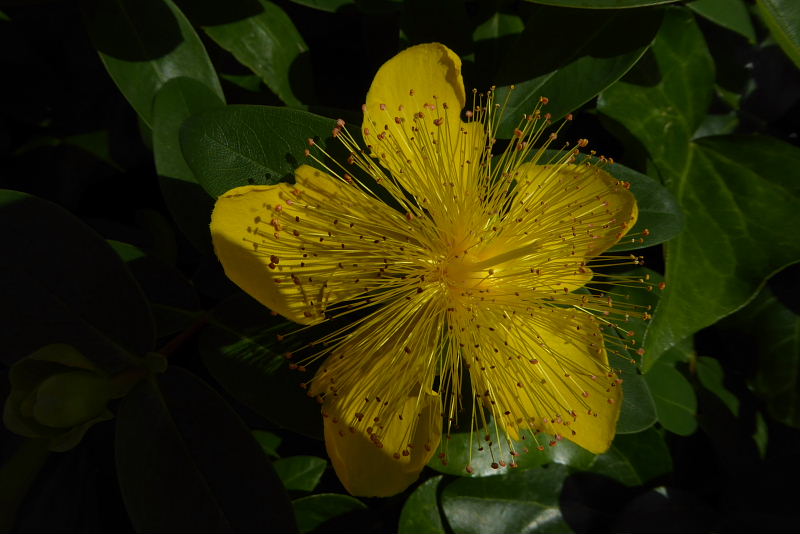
[244,86,656,471]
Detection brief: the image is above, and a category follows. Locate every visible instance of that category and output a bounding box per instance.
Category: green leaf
[441,464,572,534]
[647,136,800,365]
[153,77,225,253]
[588,427,671,486]
[756,0,800,69]
[644,353,697,436]
[745,288,800,428]
[199,293,323,438]
[525,0,676,6]
[428,416,594,478]
[598,7,715,184]
[398,475,446,534]
[82,0,223,127]
[611,350,657,434]
[472,11,524,82]
[184,0,313,107]
[689,0,755,43]
[273,456,327,492]
[696,356,739,416]
[0,191,153,371]
[292,494,366,534]
[599,9,800,364]
[494,6,663,135]
[253,429,283,458]
[116,367,297,532]
[180,105,337,198]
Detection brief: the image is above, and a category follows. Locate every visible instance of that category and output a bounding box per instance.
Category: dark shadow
[559,472,640,532]
[493,6,663,87]
[83,0,183,61]
[289,50,318,105]
[172,0,263,27]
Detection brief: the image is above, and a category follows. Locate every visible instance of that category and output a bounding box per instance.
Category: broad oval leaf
[441,464,572,534]
[492,5,663,135]
[0,191,153,370]
[180,105,337,198]
[398,475,446,534]
[115,366,297,532]
[82,0,224,127]
[689,0,756,43]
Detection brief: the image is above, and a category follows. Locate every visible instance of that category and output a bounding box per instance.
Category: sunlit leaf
[398,475,446,534]
[180,105,336,198]
[441,464,572,534]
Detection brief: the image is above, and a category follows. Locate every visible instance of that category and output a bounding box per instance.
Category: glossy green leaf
[0,191,153,371]
[647,136,800,365]
[599,9,800,365]
[589,427,671,486]
[473,11,524,81]
[696,356,739,416]
[187,0,313,107]
[199,293,323,438]
[746,288,800,428]
[82,0,223,127]
[180,105,337,198]
[644,355,697,436]
[753,412,768,458]
[598,8,715,185]
[689,0,755,43]
[292,494,366,533]
[398,475,445,534]
[273,456,327,492]
[253,430,283,458]
[493,6,662,136]
[116,367,297,533]
[756,0,800,69]
[153,77,225,253]
[429,414,595,478]
[611,350,657,435]
[441,464,572,534]
[525,0,676,7]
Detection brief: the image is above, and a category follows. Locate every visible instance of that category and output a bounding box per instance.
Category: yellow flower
[211,43,643,496]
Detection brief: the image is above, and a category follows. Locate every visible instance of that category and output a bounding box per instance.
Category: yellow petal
[322,387,441,497]
[467,308,621,454]
[210,165,384,324]
[508,163,638,258]
[363,43,482,200]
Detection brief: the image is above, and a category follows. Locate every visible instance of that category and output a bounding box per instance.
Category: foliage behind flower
[211,43,646,496]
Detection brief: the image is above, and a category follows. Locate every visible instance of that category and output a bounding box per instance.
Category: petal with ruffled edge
[460,307,621,454]
[211,165,404,324]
